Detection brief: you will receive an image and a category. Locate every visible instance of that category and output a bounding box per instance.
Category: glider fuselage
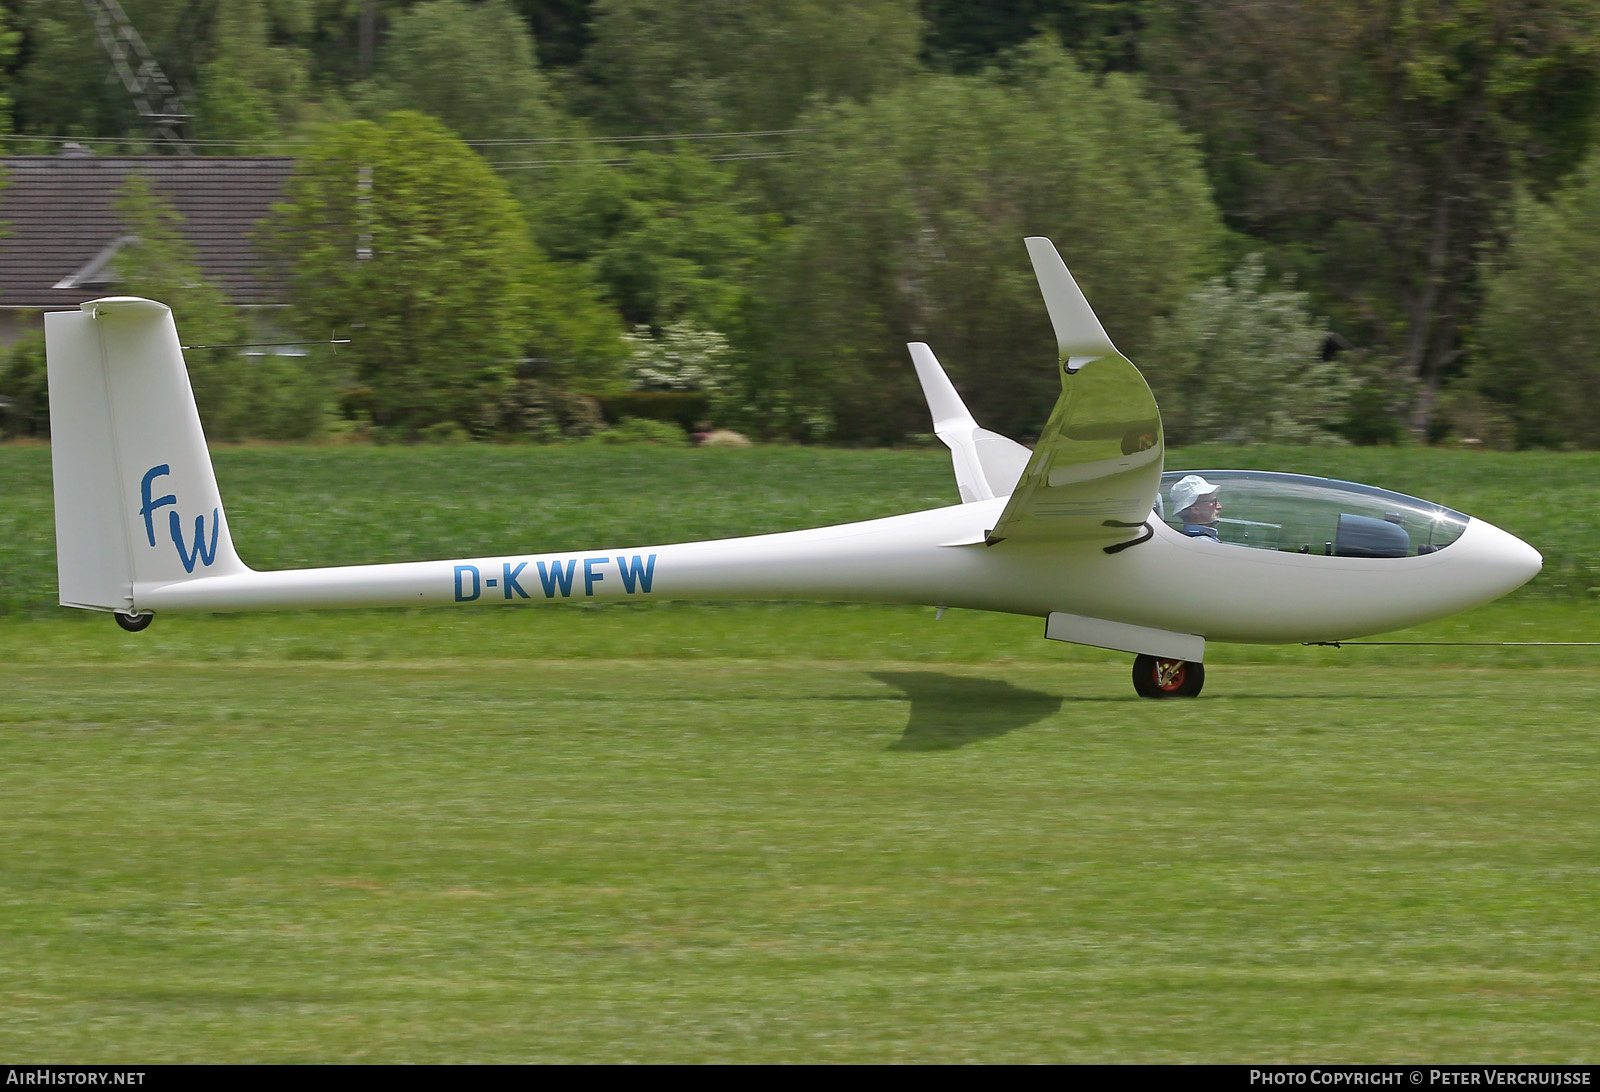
[131,490,1539,645]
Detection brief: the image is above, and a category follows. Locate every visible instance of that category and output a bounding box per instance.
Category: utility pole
[359,0,377,76]
[82,0,193,154]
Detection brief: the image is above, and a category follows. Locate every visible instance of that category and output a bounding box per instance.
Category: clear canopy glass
[1158,470,1469,557]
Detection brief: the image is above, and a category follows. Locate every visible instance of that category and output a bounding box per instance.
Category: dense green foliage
[355,0,564,142]
[262,111,526,436]
[260,111,623,437]
[3,0,1599,445]
[574,0,922,134]
[1477,148,1600,449]
[1146,0,1600,439]
[1145,257,1349,445]
[191,0,317,146]
[0,5,15,134]
[921,0,1151,75]
[526,145,775,336]
[757,45,1220,441]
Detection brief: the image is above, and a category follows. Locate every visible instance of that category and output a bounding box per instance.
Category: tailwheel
[1132,654,1204,699]
[114,611,153,633]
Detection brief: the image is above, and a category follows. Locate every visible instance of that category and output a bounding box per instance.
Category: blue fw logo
[139,464,220,573]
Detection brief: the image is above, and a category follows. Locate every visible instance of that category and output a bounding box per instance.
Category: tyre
[114,611,153,632]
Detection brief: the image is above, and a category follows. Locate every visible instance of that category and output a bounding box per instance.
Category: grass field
[2,443,1598,1061]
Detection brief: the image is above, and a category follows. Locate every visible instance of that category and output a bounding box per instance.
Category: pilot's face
[1191,493,1221,522]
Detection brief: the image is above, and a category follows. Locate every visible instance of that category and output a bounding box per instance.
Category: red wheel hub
[1152,659,1187,691]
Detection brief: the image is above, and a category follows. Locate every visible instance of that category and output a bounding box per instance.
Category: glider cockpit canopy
[1158,470,1470,558]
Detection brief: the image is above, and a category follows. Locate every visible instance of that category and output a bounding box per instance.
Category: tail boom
[131,501,1011,614]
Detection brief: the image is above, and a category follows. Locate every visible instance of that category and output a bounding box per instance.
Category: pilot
[1169,475,1223,541]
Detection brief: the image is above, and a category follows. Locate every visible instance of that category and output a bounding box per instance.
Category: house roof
[0,153,295,310]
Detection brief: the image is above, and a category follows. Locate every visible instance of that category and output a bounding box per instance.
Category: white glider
[45,238,1541,697]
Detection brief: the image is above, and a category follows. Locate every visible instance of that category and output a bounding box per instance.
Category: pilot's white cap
[1170,474,1220,517]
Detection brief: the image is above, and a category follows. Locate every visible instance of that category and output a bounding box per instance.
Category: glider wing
[986,238,1164,546]
[909,342,1032,503]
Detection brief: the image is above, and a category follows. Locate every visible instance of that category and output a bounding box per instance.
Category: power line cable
[466,128,813,147]
[488,149,799,170]
[0,127,814,150]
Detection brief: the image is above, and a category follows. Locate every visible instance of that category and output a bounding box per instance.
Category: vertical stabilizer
[46,298,246,614]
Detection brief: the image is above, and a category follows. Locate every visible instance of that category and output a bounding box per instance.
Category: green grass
[2,442,1598,1060]
[3,626,1598,1061]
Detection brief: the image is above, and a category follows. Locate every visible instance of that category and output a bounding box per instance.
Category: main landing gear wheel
[114,611,153,632]
[1132,654,1204,699]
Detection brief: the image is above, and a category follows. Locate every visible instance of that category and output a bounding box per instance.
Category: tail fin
[46,297,246,614]
[908,342,1031,503]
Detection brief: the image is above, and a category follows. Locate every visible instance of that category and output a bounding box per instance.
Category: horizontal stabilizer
[909,342,1031,503]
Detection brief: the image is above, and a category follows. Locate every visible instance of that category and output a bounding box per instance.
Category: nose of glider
[1461,517,1542,601]
[1510,530,1543,586]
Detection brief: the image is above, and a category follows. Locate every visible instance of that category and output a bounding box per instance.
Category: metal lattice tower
[83,0,193,154]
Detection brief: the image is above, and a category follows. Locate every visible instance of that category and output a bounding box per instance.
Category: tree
[193,0,315,146]
[526,145,776,335]
[262,111,622,438]
[508,0,597,71]
[1143,257,1350,445]
[576,0,922,134]
[113,173,332,440]
[7,0,128,140]
[1145,0,1600,439]
[920,0,1152,74]
[356,0,563,142]
[750,44,1222,442]
[4,0,311,146]
[0,332,48,440]
[0,4,17,134]
[1475,153,1600,447]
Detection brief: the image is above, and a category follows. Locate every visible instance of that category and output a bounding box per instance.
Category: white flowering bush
[624,323,733,393]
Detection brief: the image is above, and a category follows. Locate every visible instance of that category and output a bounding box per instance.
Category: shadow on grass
[871,671,1063,751]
